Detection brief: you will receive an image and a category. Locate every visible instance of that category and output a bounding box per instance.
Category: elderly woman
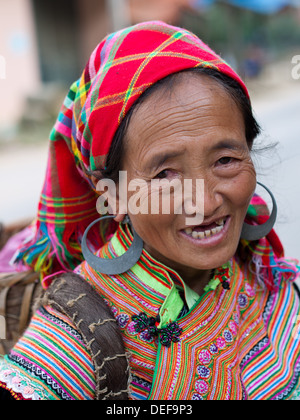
[0,21,299,401]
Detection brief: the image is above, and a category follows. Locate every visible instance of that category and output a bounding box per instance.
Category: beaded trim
[0,359,54,400]
[132,312,183,348]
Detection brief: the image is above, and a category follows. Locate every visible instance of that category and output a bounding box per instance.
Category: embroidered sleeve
[0,306,96,400]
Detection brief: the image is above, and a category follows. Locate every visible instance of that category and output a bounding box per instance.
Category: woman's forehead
[124,73,245,156]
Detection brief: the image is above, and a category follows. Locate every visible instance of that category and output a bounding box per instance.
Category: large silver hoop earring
[81,215,144,275]
[241,182,277,241]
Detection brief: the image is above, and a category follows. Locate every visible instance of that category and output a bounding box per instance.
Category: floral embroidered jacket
[0,224,300,400]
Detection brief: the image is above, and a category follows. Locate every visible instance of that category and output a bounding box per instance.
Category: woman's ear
[91,170,127,223]
[114,186,128,223]
[94,177,128,223]
[114,213,126,223]
[114,174,128,223]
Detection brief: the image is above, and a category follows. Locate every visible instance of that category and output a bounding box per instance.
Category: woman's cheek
[127,179,182,217]
[127,180,151,215]
[233,166,256,209]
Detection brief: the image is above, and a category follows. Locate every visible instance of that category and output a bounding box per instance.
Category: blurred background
[0,0,300,261]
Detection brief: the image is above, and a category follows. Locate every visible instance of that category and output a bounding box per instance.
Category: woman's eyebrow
[146,151,183,171]
[211,139,248,151]
[146,140,246,170]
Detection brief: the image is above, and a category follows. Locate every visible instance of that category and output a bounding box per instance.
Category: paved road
[251,83,300,261]
[0,77,299,263]
[0,141,48,225]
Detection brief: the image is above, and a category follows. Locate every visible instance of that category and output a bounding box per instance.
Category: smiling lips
[183,218,227,240]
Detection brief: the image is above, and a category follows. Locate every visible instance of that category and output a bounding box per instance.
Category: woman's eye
[218,157,233,165]
[155,170,169,179]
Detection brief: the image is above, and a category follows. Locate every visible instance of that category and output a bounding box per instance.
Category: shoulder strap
[39,273,130,400]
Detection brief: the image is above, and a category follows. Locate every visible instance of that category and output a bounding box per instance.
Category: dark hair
[95,67,261,183]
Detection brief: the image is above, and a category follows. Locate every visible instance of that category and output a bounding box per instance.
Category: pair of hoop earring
[82,182,277,275]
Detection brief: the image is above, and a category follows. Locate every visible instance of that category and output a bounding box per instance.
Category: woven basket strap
[18,283,36,335]
[0,272,28,287]
[39,273,130,400]
[0,272,39,320]
[0,276,24,319]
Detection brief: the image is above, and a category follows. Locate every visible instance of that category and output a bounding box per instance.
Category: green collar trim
[110,224,231,326]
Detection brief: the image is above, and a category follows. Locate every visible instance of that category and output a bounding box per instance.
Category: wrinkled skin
[114,73,256,295]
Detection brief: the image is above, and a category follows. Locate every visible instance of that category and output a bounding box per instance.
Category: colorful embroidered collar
[75,223,300,400]
[109,224,233,327]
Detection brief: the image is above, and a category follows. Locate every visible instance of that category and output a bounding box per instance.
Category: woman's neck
[144,243,213,296]
[176,266,213,296]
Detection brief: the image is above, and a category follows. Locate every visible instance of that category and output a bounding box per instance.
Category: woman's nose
[182,177,223,225]
[203,180,224,219]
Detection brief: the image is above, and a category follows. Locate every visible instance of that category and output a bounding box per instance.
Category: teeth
[216,218,225,226]
[184,220,225,239]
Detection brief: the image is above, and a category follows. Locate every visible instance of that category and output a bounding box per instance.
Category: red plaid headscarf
[15,21,250,280]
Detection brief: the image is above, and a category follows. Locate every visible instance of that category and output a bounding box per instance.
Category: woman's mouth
[180,216,230,244]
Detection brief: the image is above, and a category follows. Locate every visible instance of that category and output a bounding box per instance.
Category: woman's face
[118,73,256,278]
